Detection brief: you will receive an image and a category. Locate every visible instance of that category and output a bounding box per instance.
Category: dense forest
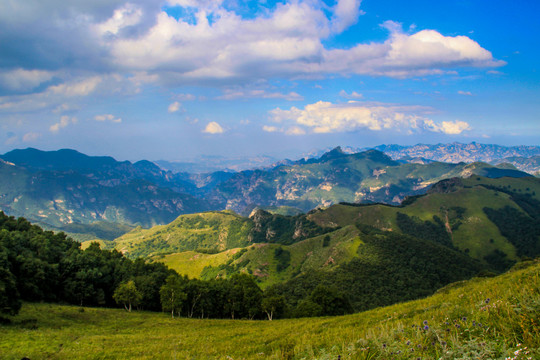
[267,224,484,313]
[0,212,348,319]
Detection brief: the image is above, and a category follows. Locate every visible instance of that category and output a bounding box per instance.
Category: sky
[0,0,539,161]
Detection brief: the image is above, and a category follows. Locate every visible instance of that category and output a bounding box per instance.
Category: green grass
[153,249,239,279]
[1,260,538,359]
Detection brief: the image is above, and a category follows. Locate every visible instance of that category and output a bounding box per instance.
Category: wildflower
[424,325,429,330]
[441,341,447,346]
[423,320,428,325]
[462,317,467,321]
[455,324,460,328]
[485,298,490,304]
[382,343,386,348]
[406,340,411,346]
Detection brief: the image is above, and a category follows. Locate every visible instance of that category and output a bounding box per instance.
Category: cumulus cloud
[331,0,363,33]
[94,114,122,123]
[439,120,471,134]
[267,101,471,135]
[203,121,224,134]
[458,90,473,96]
[0,0,503,93]
[50,116,77,132]
[168,101,182,113]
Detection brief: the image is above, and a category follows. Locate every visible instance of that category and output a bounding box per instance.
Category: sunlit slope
[309,176,540,262]
[114,210,253,258]
[2,260,538,360]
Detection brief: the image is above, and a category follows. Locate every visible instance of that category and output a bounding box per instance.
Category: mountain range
[306,142,540,175]
[0,143,536,236]
[102,174,540,311]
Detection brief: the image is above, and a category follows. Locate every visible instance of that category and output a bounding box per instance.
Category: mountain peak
[318,146,347,162]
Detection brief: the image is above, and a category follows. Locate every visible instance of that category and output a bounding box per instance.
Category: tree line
[0,212,350,319]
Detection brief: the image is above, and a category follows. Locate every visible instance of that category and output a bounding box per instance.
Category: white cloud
[285,126,306,136]
[95,3,143,36]
[96,1,502,84]
[458,90,473,96]
[0,69,54,92]
[331,0,363,33]
[262,125,279,132]
[50,77,102,97]
[203,121,224,134]
[50,116,77,132]
[168,101,182,113]
[22,132,42,142]
[439,120,471,134]
[0,0,504,94]
[339,90,363,99]
[95,114,122,123]
[267,101,471,135]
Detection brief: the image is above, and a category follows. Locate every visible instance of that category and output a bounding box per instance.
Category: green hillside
[2,260,538,359]
[114,209,327,259]
[143,177,539,283]
[114,211,253,258]
[308,176,540,267]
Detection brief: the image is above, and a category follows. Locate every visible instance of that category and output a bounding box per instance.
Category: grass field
[1,260,538,359]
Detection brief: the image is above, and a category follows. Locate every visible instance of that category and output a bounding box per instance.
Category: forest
[0,211,350,320]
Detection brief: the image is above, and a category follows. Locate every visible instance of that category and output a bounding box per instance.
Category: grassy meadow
[1,260,538,360]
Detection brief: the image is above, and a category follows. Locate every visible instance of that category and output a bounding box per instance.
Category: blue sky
[0,0,538,161]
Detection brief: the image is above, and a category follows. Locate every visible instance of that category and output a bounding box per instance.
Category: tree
[113,280,142,312]
[0,242,21,315]
[160,275,186,318]
[261,294,286,321]
[226,274,262,319]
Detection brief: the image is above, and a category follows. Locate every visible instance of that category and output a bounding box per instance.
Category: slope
[308,176,540,267]
[2,260,538,359]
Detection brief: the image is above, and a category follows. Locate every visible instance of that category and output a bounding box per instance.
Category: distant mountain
[209,147,532,214]
[1,146,534,234]
[373,142,540,169]
[304,142,540,175]
[0,148,221,228]
[490,156,540,176]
